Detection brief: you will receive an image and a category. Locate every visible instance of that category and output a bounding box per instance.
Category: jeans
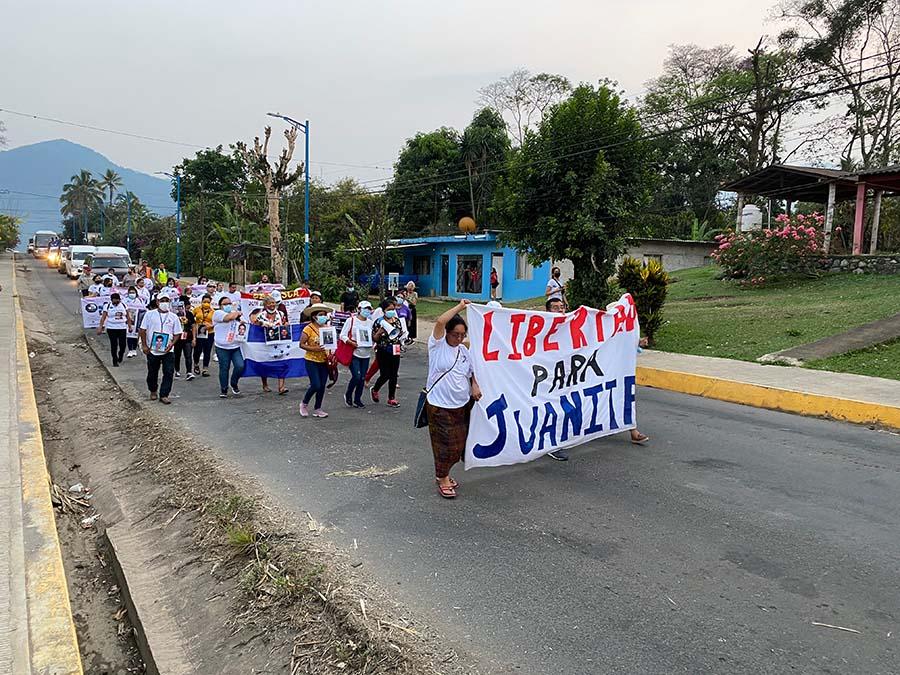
[194,335,214,368]
[127,337,138,351]
[373,348,400,400]
[303,360,329,409]
[107,328,127,365]
[146,352,175,397]
[173,339,193,374]
[215,346,244,392]
[346,356,369,404]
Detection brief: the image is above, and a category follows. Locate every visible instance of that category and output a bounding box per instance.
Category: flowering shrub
[712,212,825,283]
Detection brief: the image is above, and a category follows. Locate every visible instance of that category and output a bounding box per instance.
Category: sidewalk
[0,255,82,673]
[638,349,900,429]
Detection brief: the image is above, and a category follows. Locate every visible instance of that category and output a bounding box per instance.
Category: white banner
[240,290,310,324]
[464,295,639,469]
[81,298,103,328]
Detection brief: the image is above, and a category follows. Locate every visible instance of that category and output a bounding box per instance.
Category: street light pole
[266,112,310,281]
[157,172,182,277]
[126,193,132,257]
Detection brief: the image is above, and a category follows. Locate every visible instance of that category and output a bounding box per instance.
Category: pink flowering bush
[711,212,825,283]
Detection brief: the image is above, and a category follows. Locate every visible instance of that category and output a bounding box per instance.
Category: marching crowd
[81,259,646,500]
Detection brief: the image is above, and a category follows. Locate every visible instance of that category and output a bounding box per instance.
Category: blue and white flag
[241,323,309,379]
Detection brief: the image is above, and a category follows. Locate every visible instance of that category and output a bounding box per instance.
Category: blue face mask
[385,309,397,319]
[360,309,372,319]
[315,315,328,326]
[221,304,232,313]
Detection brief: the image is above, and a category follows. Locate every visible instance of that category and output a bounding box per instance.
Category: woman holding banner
[426,300,482,499]
[253,295,290,395]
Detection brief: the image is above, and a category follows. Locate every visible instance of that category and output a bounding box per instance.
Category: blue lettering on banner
[559,391,583,442]
[472,394,509,459]
[623,375,636,426]
[515,407,540,455]
[583,383,606,434]
[605,379,619,431]
[537,402,558,451]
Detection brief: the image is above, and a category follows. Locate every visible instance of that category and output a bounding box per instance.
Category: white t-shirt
[97,285,113,297]
[136,287,151,305]
[214,290,242,308]
[88,284,103,296]
[546,277,564,301]
[213,309,240,349]
[426,335,473,409]
[102,301,128,330]
[157,285,179,300]
[339,315,374,359]
[141,309,180,355]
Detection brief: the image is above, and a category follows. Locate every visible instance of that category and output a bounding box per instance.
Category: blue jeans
[215,346,244,392]
[303,360,329,409]
[346,356,369,404]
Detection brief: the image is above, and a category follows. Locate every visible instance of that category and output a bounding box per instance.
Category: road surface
[27,264,900,674]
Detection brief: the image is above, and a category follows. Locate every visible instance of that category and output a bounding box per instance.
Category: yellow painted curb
[14,265,84,674]
[636,366,900,430]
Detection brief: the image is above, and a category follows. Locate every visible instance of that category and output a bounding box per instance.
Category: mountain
[0,139,175,239]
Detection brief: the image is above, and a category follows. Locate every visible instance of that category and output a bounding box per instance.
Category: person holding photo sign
[253,295,290,395]
[339,300,375,408]
[299,304,333,418]
[97,292,128,367]
[192,294,216,376]
[213,297,245,398]
[370,298,408,408]
[139,296,181,404]
[427,300,481,499]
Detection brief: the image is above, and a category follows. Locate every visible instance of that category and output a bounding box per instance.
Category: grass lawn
[654,266,900,363]
[805,339,900,381]
[415,296,545,321]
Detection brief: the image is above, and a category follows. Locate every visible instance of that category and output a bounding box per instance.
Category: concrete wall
[822,254,900,275]
[554,239,716,281]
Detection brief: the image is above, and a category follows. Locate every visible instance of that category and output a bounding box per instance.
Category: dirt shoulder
[19,265,475,674]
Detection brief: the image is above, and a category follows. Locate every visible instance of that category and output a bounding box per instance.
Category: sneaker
[185,372,195,381]
[299,403,309,417]
[219,390,228,398]
[370,389,380,403]
[344,396,353,408]
[353,401,365,409]
[193,365,200,375]
[127,350,136,358]
[213,353,218,362]
[387,399,400,408]
[202,370,210,377]
[174,371,181,379]
[547,450,569,462]
[230,385,241,396]
[312,409,329,418]
[112,361,120,367]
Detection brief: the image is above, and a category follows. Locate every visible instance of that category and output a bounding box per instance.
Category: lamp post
[156,171,182,276]
[126,193,132,257]
[266,112,310,281]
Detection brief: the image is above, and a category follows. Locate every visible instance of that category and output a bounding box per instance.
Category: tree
[60,170,103,242]
[346,195,394,299]
[478,69,571,145]
[234,128,304,283]
[98,169,122,207]
[498,82,654,308]
[460,108,510,223]
[0,214,20,248]
[779,0,900,168]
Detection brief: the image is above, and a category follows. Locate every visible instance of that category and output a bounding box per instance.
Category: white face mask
[158,303,170,313]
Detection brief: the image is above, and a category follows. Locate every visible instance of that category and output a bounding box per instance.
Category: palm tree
[98,169,122,207]
[60,170,103,240]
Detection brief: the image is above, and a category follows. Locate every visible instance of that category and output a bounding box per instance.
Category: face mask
[385,309,397,319]
[360,309,372,319]
[158,303,170,312]
[128,293,137,299]
[221,305,232,313]
[315,315,328,326]
[202,301,211,308]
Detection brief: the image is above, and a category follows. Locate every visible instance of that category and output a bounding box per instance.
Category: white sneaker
[213,353,218,362]
[127,350,136,358]
[185,372,195,381]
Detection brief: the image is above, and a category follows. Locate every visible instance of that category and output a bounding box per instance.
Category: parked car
[83,252,131,281]
[57,248,70,274]
[65,245,96,278]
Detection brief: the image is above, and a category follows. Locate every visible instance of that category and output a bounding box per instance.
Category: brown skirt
[426,400,472,478]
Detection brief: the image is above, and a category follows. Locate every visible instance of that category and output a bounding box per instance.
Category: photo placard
[319,326,337,350]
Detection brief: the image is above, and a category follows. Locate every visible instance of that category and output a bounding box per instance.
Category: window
[412,255,431,276]
[456,255,483,294]
[515,252,533,280]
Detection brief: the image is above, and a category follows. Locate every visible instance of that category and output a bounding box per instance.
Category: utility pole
[266,112,310,281]
[199,193,205,277]
[156,171,182,276]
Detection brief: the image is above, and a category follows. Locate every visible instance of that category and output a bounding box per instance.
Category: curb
[13,264,84,673]
[636,365,900,430]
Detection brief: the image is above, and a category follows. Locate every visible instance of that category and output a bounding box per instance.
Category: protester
[340,283,360,312]
[405,281,418,341]
[140,295,180,404]
[77,267,94,297]
[490,267,499,299]
[98,276,114,297]
[213,297,245,397]
[125,286,143,357]
[123,266,138,286]
[173,294,196,381]
[158,277,179,301]
[546,266,566,307]
[370,298,408,408]
[192,293,216,376]
[299,303,332,418]
[97,293,128,367]
[259,274,270,284]
[154,263,169,286]
[197,276,209,285]
[138,261,151,280]
[101,267,117,283]
[426,300,481,499]
[224,281,242,306]
[309,290,323,305]
[339,300,374,408]
[253,295,290,394]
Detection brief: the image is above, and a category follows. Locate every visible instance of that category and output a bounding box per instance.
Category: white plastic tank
[740,204,763,231]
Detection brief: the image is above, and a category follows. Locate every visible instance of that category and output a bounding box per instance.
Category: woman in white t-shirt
[546,266,566,307]
[339,300,375,408]
[426,299,482,499]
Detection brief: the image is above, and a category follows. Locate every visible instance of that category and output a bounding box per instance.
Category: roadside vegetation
[806,339,900,381]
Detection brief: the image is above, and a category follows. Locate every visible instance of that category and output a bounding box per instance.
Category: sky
[1,0,778,186]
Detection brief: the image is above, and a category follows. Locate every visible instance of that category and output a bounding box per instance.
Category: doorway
[490,253,504,299]
[440,255,450,296]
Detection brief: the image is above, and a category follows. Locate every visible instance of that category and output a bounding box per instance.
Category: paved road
[28,264,900,674]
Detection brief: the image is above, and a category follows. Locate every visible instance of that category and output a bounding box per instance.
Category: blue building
[395,232,552,302]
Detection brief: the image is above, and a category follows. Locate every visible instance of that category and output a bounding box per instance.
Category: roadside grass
[805,338,900,381]
[654,266,900,362]
[415,295,545,320]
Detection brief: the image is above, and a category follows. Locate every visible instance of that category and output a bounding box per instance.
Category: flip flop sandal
[262,387,272,393]
[437,483,457,499]
[631,433,650,445]
[278,389,289,395]
[202,370,210,377]
[435,477,459,489]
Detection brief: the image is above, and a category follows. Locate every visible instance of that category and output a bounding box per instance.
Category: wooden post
[823,181,837,253]
[735,193,744,230]
[767,199,773,227]
[852,183,866,255]
[870,189,883,254]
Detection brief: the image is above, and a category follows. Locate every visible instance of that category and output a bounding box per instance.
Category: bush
[202,266,233,283]
[712,213,825,283]
[616,257,669,345]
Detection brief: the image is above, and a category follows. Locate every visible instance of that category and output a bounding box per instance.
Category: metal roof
[721,164,858,202]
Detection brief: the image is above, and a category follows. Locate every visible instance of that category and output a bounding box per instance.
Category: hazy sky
[2,0,777,185]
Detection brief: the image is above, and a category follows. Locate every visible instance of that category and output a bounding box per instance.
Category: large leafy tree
[0,214,19,248]
[498,82,654,308]
[461,108,510,224]
[60,170,103,242]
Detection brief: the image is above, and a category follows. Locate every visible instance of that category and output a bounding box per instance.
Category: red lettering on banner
[543,316,566,351]
[482,311,500,361]
[594,310,606,343]
[612,303,636,336]
[523,315,545,357]
[509,313,527,360]
[569,307,588,349]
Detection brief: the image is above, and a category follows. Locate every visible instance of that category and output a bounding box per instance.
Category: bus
[32,230,58,259]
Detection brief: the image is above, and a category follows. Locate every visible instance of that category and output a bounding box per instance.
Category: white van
[65,245,96,278]
[94,246,131,261]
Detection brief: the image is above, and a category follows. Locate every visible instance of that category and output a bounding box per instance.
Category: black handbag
[414,349,460,429]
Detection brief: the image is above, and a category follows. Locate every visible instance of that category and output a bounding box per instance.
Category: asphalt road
[28,264,900,674]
